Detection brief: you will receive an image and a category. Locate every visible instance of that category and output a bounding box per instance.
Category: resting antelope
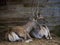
[5,18,40,43]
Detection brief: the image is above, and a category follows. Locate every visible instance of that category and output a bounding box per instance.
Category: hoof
[46,37,49,40]
[50,37,52,39]
[25,39,33,43]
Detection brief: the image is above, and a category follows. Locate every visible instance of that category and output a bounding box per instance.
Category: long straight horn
[36,9,39,18]
[36,0,40,18]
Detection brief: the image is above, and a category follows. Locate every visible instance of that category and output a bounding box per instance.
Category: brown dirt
[0,36,60,45]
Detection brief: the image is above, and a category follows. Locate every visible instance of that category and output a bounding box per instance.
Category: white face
[38,25,49,36]
[43,27,49,35]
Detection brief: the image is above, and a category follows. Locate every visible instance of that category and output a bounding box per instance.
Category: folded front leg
[48,32,52,39]
[25,33,33,43]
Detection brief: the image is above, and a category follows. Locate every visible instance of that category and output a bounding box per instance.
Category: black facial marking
[42,25,46,28]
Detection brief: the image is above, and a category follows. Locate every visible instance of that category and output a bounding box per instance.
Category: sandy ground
[0,36,60,45]
[0,26,60,45]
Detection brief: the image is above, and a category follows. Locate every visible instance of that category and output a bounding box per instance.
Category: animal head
[37,13,44,19]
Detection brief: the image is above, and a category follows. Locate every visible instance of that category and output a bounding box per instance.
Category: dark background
[0,0,60,30]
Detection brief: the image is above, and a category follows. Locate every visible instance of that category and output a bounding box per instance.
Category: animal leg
[45,25,52,39]
[25,33,32,43]
[45,34,50,39]
[48,32,52,39]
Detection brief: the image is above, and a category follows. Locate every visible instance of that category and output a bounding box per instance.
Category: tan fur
[11,26,26,37]
[5,26,26,41]
[5,16,43,42]
[5,20,36,42]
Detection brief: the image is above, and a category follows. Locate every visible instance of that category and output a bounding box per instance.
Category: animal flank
[11,26,26,37]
